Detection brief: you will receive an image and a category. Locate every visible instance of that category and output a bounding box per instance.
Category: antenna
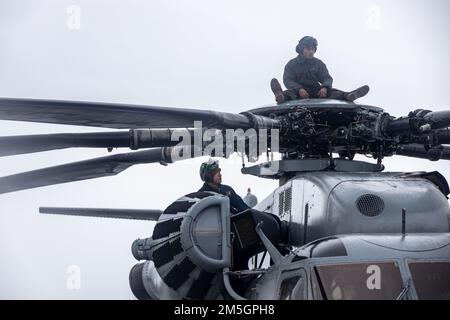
[402,208,406,237]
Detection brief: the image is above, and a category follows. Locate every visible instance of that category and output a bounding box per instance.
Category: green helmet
[199,159,220,182]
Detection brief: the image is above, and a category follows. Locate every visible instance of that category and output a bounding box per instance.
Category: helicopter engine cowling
[129,260,184,300]
[129,262,153,300]
[130,192,232,300]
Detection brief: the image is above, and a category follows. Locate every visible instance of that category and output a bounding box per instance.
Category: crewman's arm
[223,185,249,214]
[283,61,303,92]
[230,192,250,213]
[318,60,333,89]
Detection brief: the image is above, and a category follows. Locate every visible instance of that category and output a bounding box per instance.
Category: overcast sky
[0,0,449,299]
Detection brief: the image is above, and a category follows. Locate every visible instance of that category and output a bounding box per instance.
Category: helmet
[296,36,318,54]
[199,158,220,182]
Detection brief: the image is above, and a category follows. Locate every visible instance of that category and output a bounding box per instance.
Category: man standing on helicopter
[270,36,370,103]
[198,158,249,215]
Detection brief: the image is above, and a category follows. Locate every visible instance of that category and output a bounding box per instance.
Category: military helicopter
[0,96,449,300]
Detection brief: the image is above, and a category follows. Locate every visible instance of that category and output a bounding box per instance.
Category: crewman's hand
[318,87,328,98]
[299,88,310,98]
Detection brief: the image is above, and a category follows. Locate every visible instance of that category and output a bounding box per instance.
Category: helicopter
[0,96,449,300]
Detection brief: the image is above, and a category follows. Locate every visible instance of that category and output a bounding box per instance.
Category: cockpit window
[408,261,450,300]
[279,275,306,300]
[312,262,403,300]
[310,238,347,258]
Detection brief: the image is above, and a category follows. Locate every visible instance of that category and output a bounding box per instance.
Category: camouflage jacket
[283,55,333,93]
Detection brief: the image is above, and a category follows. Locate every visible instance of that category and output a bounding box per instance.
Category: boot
[344,85,370,102]
[270,78,285,104]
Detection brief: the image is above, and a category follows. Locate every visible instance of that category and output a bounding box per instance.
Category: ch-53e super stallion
[0,96,449,300]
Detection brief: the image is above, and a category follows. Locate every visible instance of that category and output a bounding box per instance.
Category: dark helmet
[199,158,220,182]
[296,36,318,54]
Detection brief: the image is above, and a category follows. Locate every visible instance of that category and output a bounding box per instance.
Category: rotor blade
[0,131,130,157]
[0,97,255,129]
[39,207,162,221]
[395,144,450,161]
[386,111,450,136]
[422,111,450,130]
[436,128,450,145]
[0,147,192,194]
[0,129,196,157]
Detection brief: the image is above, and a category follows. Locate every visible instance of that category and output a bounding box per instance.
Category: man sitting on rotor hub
[198,159,249,215]
[271,36,370,103]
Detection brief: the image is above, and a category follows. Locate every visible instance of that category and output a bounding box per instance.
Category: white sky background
[0,0,449,299]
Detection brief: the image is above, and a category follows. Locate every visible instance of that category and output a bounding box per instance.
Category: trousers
[283,85,347,101]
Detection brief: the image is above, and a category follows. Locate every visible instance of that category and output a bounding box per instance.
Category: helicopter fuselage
[246,233,450,300]
[255,171,450,246]
[245,170,450,300]
[129,166,450,300]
